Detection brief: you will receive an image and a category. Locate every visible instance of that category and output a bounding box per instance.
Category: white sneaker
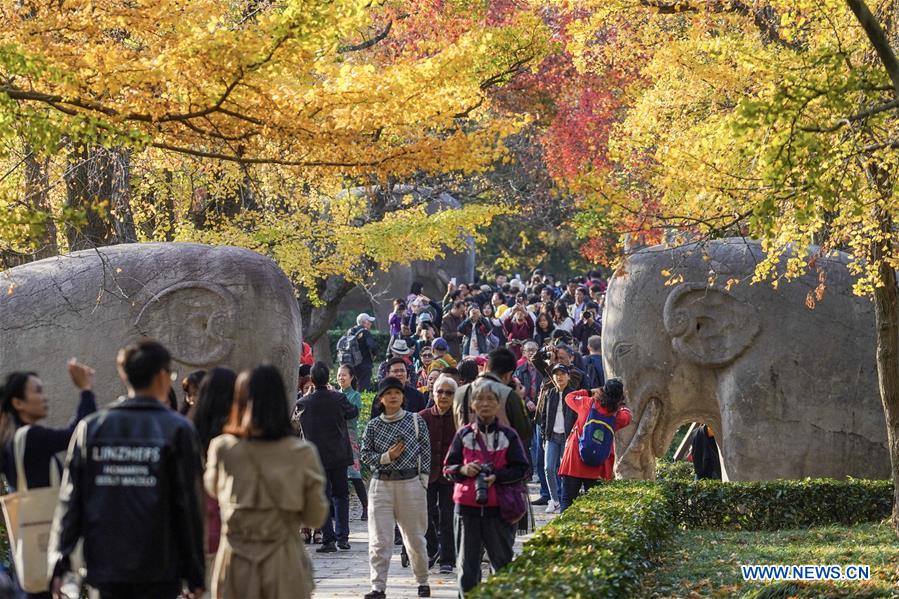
[545,500,557,514]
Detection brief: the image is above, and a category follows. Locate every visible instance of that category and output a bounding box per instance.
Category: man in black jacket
[440,301,465,362]
[49,340,204,599]
[352,313,379,391]
[296,362,359,552]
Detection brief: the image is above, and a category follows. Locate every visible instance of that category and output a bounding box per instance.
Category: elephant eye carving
[614,343,633,358]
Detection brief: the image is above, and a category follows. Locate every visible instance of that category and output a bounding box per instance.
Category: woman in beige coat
[204,364,329,599]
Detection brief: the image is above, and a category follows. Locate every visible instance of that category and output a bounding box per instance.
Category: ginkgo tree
[0,0,549,346]
[0,0,541,175]
[552,0,899,532]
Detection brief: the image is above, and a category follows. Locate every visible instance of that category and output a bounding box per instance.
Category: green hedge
[655,459,694,482]
[472,482,673,598]
[359,391,375,423]
[472,478,895,598]
[664,478,893,531]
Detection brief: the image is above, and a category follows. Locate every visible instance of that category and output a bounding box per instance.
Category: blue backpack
[578,403,616,466]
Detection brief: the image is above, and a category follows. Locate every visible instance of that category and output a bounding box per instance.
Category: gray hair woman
[443,380,530,593]
[418,375,459,574]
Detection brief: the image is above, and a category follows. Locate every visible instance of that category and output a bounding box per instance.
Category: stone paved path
[311,483,556,598]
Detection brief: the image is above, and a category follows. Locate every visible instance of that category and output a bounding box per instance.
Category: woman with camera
[443,380,530,596]
[557,379,632,512]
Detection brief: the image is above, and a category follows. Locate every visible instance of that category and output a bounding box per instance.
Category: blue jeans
[543,433,565,504]
[321,467,350,544]
[532,425,550,499]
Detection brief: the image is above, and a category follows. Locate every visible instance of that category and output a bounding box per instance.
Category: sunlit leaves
[550,0,899,291]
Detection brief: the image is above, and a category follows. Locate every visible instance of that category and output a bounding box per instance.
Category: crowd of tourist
[320,269,633,597]
[0,268,634,599]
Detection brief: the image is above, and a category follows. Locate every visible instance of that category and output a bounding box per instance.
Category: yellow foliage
[0,1,547,290]
[550,0,899,294]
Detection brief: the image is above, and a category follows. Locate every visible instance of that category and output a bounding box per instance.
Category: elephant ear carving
[663,283,759,367]
[134,282,237,366]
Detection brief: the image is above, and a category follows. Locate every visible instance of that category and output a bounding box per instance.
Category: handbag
[413,414,428,489]
[471,424,528,525]
[1,426,60,593]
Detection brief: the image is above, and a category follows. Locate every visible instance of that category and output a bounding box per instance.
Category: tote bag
[1,426,60,593]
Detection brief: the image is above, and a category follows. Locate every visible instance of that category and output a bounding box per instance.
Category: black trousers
[355,364,374,392]
[559,475,598,512]
[350,477,368,510]
[90,581,181,599]
[454,509,515,595]
[425,482,455,566]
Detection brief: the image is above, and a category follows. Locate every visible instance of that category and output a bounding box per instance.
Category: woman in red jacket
[557,378,632,512]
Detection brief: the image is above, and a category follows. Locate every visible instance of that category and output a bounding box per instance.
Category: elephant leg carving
[616,398,661,479]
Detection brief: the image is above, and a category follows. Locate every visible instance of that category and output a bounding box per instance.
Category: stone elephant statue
[603,238,890,481]
[0,243,302,425]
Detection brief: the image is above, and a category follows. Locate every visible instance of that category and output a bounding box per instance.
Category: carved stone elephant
[0,243,302,424]
[603,238,890,481]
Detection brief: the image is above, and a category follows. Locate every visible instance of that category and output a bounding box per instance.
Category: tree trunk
[871,207,899,534]
[24,146,58,259]
[107,149,137,243]
[64,146,136,250]
[296,276,357,366]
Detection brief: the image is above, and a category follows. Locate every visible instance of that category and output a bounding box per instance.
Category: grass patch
[473,479,893,598]
[641,522,899,598]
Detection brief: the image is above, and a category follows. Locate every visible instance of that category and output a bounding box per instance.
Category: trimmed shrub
[655,459,694,482]
[359,391,375,422]
[664,478,893,530]
[472,478,894,598]
[471,482,673,598]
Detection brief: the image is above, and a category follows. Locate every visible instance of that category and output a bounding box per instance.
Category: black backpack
[336,327,364,367]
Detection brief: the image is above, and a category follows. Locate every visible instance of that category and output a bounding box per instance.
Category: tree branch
[801,98,899,132]
[149,140,411,168]
[338,20,393,53]
[846,0,899,97]
[0,31,291,124]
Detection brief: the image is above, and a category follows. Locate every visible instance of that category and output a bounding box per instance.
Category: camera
[583,311,594,321]
[474,463,495,505]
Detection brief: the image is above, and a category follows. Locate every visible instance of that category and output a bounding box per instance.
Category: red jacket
[502,315,534,359]
[419,406,457,484]
[558,389,632,480]
[300,342,314,366]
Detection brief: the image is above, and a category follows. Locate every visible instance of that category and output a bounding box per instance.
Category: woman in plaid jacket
[360,377,432,599]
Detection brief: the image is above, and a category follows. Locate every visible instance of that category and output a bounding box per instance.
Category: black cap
[376,376,405,399]
[550,363,569,374]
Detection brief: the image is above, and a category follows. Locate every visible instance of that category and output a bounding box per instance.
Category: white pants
[368,476,430,591]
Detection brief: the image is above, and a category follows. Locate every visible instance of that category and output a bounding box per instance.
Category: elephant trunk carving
[616,398,662,479]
